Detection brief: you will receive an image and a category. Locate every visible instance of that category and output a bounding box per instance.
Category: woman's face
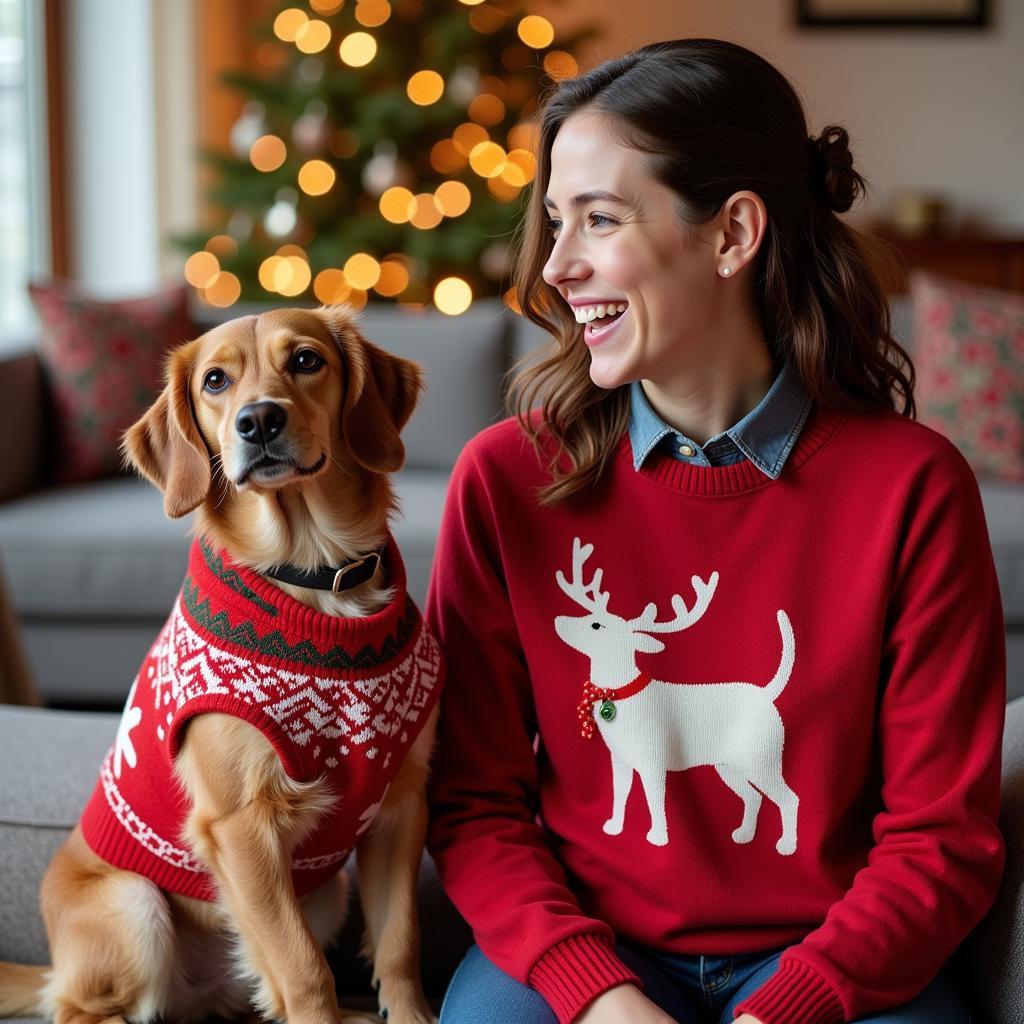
[541,110,723,391]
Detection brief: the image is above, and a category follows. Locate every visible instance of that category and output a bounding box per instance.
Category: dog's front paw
[375,976,436,1024]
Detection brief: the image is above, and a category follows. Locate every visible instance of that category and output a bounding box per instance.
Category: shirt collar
[628,361,813,479]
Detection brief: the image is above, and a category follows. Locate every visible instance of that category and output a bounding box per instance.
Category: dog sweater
[81,535,443,901]
[425,403,1006,1024]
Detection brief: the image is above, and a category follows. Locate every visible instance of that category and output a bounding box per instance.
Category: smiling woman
[425,36,1004,1024]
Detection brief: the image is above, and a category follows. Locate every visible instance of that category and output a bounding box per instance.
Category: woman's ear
[317,305,424,474]
[122,337,212,518]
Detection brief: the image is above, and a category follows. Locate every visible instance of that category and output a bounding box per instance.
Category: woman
[425,39,1005,1024]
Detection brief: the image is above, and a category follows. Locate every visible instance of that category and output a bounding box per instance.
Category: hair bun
[810,126,862,214]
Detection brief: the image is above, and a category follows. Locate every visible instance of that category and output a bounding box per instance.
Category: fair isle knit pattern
[81,535,443,901]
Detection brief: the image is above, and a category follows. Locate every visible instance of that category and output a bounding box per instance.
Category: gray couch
[0,698,1021,1021]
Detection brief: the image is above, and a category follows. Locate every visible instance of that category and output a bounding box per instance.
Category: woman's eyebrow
[542,191,628,210]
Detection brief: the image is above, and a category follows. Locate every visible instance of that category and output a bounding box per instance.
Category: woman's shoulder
[836,404,979,490]
[458,410,558,476]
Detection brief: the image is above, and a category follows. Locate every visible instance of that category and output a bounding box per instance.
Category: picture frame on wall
[796,0,988,28]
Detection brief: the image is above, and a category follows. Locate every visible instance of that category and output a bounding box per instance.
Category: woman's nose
[542,236,590,289]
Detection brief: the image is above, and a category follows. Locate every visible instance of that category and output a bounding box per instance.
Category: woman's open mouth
[576,302,629,347]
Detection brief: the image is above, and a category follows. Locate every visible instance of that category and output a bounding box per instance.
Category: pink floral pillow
[909,269,1024,483]
[27,280,194,484]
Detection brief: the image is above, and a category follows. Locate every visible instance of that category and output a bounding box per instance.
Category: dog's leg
[38,829,175,1024]
[602,752,634,836]
[175,714,346,1024]
[354,706,438,1024]
[714,764,764,845]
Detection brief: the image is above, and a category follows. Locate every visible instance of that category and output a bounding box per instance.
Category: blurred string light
[295,19,331,54]
[339,31,377,66]
[517,15,554,48]
[198,0,573,314]
[355,0,391,27]
[407,70,444,106]
[298,159,336,195]
[434,277,472,316]
[250,135,286,172]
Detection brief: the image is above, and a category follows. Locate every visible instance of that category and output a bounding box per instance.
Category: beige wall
[537,0,1024,232]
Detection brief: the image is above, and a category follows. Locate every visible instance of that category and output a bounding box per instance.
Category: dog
[0,306,442,1024]
[556,537,799,854]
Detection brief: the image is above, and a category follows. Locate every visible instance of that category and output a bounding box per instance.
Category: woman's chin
[588,354,636,391]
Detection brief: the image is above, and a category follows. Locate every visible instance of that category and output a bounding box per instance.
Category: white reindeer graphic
[555,538,799,855]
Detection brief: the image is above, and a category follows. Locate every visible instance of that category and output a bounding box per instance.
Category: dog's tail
[0,961,49,1017]
[763,610,795,704]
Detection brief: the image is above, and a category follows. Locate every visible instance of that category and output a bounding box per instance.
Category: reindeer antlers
[556,538,719,635]
[628,572,719,634]
[555,537,611,614]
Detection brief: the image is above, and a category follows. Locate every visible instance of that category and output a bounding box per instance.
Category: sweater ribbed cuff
[528,933,642,1024]
[734,958,845,1024]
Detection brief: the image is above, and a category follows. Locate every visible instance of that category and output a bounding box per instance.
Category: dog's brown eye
[203,369,229,393]
[293,349,324,374]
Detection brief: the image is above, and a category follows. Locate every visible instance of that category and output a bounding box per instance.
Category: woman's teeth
[574,302,628,325]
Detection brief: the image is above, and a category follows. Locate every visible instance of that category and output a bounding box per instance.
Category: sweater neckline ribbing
[615,403,846,496]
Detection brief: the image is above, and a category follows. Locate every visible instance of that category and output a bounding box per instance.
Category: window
[0,0,48,338]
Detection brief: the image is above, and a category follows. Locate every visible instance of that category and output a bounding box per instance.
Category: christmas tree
[177,0,592,315]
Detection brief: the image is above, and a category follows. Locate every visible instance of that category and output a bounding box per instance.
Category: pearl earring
[720,266,732,277]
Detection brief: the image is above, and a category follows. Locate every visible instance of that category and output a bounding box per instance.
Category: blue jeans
[439,942,972,1024]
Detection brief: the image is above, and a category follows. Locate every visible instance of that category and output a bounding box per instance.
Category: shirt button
[679,444,695,457]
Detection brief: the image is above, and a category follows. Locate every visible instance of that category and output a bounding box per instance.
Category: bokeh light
[298,159,336,195]
[250,135,287,172]
[379,186,415,223]
[434,277,472,315]
[295,19,331,54]
[314,269,352,305]
[273,8,307,41]
[344,253,382,290]
[409,193,444,230]
[339,32,377,66]
[355,0,391,27]
[203,272,242,308]
[453,122,489,156]
[544,50,578,80]
[184,251,220,288]
[434,180,472,217]
[430,139,467,174]
[374,259,410,297]
[407,70,444,106]
[517,15,554,49]
[469,141,507,178]
[468,93,505,126]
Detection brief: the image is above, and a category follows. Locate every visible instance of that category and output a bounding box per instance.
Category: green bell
[599,699,616,722]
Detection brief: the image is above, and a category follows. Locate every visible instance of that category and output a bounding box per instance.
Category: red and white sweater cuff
[528,933,642,1023]
[734,958,845,1024]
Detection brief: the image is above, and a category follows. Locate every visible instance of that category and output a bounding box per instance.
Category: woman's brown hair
[507,38,912,505]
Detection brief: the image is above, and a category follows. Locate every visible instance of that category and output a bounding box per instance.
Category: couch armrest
[0,344,44,502]
[962,695,1024,1021]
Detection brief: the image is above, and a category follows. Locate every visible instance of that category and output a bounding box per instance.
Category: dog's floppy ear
[318,305,424,474]
[122,337,212,518]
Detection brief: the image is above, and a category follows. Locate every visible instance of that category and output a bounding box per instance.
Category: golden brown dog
[0,306,438,1024]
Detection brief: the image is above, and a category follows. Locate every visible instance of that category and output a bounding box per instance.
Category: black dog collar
[264,550,384,594]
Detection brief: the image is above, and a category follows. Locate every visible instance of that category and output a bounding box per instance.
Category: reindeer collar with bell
[577,673,654,740]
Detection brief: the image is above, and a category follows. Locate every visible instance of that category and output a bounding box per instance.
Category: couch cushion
[352,299,512,470]
[0,477,194,618]
[27,280,194,485]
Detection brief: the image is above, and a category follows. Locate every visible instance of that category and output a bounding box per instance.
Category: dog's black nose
[236,402,287,445]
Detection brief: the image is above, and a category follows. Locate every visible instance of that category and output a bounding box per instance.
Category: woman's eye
[203,369,229,393]
[293,349,324,374]
[547,218,562,236]
[590,213,617,228]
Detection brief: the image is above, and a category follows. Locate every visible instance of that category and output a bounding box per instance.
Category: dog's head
[124,305,423,519]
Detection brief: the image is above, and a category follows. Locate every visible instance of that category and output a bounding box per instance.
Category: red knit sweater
[81,535,443,901]
[425,403,1006,1024]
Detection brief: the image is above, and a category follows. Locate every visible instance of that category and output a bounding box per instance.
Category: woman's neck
[641,332,777,446]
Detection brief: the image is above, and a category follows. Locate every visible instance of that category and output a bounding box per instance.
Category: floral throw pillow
[909,269,1024,483]
[27,280,194,485]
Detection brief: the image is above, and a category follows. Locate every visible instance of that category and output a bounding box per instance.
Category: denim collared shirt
[628,360,813,479]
